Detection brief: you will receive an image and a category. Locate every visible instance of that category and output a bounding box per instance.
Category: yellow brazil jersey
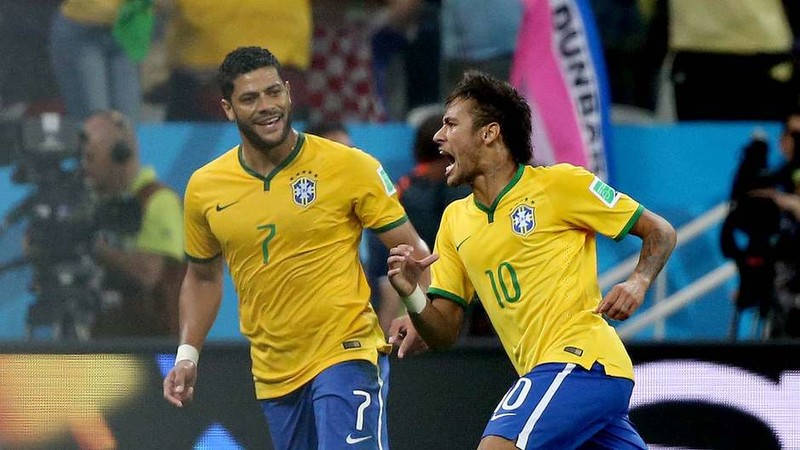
[429,163,644,380]
[184,133,406,399]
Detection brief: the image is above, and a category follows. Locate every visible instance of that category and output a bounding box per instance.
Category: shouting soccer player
[387,71,676,450]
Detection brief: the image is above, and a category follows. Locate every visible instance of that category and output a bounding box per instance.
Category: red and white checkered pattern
[307,19,386,123]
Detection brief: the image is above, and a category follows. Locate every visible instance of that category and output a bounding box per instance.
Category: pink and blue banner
[511,0,612,180]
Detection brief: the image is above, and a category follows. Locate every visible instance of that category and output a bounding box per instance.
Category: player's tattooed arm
[597,209,676,320]
[629,209,677,286]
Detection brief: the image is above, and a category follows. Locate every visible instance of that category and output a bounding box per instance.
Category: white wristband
[175,344,199,366]
[401,285,428,314]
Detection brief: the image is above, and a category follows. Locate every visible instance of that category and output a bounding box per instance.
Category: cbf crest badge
[290,170,318,207]
[510,204,535,236]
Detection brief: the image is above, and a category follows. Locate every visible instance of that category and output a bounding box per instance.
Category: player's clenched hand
[387,244,439,296]
[388,315,429,358]
[163,360,198,408]
[596,279,646,321]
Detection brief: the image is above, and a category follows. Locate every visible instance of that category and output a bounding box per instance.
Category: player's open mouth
[441,151,456,176]
[254,115,281,130]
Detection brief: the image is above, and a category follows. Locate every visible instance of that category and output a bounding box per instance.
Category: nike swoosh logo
[215,201,240,212]
[345,434,373,444]
[456,236,471,251]
[490,412,516,421]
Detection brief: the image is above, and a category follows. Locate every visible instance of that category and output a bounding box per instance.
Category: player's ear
[220,99,235,122]
[483,122,500,142]
[483,123,500,143]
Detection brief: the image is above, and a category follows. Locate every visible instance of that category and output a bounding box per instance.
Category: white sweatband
[401,285,428,314]
[175,344,199,366]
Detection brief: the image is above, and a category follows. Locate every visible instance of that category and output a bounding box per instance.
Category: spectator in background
[774,111,800,194]
[758,190,800,221]
[370,0,523,120]
[439,0,523,95]
[746,112,800,338]
[367,112,471,335]
[669,0,799,120]
[304,120,353,147]
[773,113,800,337]
[159,0,311,121]
[50,0,147,123]
[720,133,782,339]
[81,110,184,337]
[0,1,62,117]
[753,188,800,338]
[589,0,666,113]
[370,0,441,120]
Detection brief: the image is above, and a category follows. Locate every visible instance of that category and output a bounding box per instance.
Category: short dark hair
[305,121,348,138]
[446,71,532,164]
[218,46,283,101]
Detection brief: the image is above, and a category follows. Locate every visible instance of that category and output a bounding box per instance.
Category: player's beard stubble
[236,111,293,154]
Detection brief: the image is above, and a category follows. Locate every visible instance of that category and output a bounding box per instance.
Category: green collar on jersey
[238,132,306,191]
[474,164,525,223]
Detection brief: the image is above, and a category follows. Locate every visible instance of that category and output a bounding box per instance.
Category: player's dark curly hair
[218,46,283,101]
[446,71,533,164]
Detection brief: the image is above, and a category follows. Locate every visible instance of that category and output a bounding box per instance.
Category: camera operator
[721,133,782,339]
[730,112,800,339]
[81,110,184,338]
[774,112,800,195]
[757,112,800,337]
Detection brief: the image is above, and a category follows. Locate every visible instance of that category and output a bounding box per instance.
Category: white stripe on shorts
[515,363,576,449]
[376,358,386,450]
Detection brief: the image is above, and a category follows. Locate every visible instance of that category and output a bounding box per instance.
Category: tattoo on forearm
[634,228,675,283]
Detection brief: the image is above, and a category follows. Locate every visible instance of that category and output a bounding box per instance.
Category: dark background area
[1,341,798,449]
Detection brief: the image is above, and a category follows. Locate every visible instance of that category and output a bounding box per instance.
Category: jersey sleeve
[183,172,221,261]
[350,150,408,232]
[550,164,643,241]
[135,188,184,261]
[427,206,473,308]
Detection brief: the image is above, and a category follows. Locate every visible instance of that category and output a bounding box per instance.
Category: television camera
[0,113,138,340]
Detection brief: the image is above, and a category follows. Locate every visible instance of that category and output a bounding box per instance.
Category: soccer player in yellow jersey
[162,47,430,450]
[387,71,677,449]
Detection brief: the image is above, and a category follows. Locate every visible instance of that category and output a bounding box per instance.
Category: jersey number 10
[485,262,521,308]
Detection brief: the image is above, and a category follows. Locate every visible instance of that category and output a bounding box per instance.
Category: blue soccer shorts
[482,362,647,450]
[260,355,390,450]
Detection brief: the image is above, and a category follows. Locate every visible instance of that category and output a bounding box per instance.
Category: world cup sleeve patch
[589,177,620,207]
[377,165,397,196]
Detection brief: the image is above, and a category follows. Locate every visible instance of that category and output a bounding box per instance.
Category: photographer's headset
[78,110,134,165]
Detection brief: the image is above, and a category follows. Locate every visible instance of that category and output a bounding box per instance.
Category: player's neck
[471,160,518,206]
[242,130,298,175]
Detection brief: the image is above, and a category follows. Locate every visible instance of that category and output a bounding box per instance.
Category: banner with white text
[511,0,612,180]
